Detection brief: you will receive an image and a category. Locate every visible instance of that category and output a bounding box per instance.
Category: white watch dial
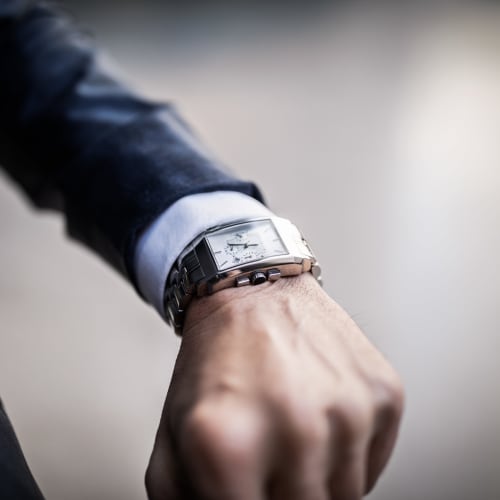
[206,220,288,271]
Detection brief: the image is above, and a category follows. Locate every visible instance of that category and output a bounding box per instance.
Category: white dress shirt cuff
[134,191,274,318]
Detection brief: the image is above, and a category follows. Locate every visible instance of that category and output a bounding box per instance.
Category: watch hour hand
[228,243,258,248]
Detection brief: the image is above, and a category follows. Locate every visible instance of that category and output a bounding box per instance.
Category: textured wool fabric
[0,400,44,499]
[0,0,264,291]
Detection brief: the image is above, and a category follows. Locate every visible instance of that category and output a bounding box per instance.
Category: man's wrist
[183,272,321,338]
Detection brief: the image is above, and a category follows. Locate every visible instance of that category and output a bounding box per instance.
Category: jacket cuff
[133,191,274,319]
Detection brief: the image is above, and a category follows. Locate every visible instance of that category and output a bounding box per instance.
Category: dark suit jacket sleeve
[0,0,264,289]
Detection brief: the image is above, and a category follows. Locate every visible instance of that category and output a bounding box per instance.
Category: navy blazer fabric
[0,0,264,289]
[0,399,44,499]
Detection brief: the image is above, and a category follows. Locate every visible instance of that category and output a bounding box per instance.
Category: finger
[267,413,330,500]
[365,400,400,493]
[267,458,330,500]
[145,423,183,500]
[178,399,268,500]
[328,450,366,500]
[327,398,373,500]
[365,376,404,493]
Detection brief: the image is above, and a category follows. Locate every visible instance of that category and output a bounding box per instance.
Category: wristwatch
[164,216,322,334]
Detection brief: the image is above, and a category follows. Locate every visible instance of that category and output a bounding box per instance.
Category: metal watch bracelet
[163,217,322,335]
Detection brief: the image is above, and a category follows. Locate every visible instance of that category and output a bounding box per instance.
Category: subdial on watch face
[224,232,264,265]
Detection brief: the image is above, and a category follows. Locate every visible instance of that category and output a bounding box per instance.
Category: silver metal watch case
[164,217,321,334]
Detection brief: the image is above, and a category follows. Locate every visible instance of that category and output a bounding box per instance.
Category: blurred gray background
[1,1,499,499]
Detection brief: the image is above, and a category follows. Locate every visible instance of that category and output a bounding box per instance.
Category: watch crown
[250,271,267,285]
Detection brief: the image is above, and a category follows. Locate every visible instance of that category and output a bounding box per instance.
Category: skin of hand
[145,273,404,500]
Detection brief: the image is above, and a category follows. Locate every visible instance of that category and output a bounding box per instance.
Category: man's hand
[146,273,404,500]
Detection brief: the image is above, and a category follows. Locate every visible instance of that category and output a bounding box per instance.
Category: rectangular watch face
[206,219,288,272]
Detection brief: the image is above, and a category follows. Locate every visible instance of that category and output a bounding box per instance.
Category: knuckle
[373,371,405,419]
[182,401,260,468]
[275,394,329,450]
[183,403,220,451]
[288,410,329,450]
[329,395,372,438]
